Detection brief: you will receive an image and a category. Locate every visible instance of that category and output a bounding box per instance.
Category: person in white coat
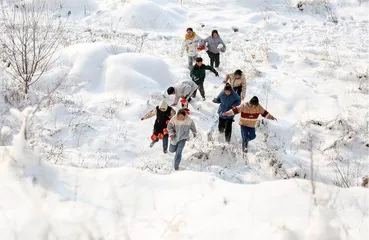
[181,27,203,70]
[166,80,198,106]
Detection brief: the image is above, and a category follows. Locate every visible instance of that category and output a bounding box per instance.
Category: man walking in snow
[190,57,219,101]
[212,84,241,142]
[167,80,198,107]
[224,69,247,100]
[167,109,197,170]
[203,29,226,68]
[141,100,176,153]
[181,27,203,70]
[222,96,277,152]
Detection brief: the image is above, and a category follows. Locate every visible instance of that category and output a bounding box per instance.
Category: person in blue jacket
[212,83,241,142]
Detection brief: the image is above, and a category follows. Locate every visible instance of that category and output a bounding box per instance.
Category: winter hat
[211,29,219,37]
[159,100,168,111]
[224,83,232,91]
[167,87,175,95]
[234,69,243,76]
[250,96,259,106]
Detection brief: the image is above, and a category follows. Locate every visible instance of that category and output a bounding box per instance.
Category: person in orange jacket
[141,100,176,153]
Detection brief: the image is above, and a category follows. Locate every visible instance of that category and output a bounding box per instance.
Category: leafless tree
[0,0,68,95]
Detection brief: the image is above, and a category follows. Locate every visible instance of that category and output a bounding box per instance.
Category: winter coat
[167,114,197,145]
[225,73,247,99]
[142,101,176,133]
[182,32,202,57]
[213,90,241,120]
[190,64,218,84]
[203,36,226,54]
[173,80,198,104]
[225,103,275,128]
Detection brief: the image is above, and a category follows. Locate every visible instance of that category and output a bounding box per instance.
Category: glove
[141,117,144,121]
[212,98,217,103]
[215,72,219,77]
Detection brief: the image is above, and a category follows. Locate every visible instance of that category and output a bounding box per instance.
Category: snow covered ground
[0,0,368,239]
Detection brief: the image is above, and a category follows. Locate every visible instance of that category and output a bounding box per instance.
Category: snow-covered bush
[295,0,338,23]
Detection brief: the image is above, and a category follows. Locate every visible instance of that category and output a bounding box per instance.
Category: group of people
[141,27,277,171]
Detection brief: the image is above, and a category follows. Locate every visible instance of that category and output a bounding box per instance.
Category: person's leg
[207,51,214,67]
[188,56,193,70]
[240,126,248,151]
[224,119,233,142]
[233,86,241,97]
[199,82,205,99]
[174,140,187,170]
[150,129,159,147]
[248,127,256,142]
[192,89,197,98]
[218,117,225,133]
[215,53,220,67]
[163,134,169,153]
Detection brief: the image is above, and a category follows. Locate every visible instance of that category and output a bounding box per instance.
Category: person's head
[186,27,193,37]
[234,69,243,79]
[167,87,175,95]
[195,57,203,67]
[211,29,219,38]
[159,100,168,112]
[249,96,259,108]
[224,83,232,96]
[177,109,187,120]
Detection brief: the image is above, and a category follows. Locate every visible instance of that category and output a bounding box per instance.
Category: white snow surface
[0,0,368,239]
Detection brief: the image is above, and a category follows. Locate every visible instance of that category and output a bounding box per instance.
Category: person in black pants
[203,30,226,68]
[212,84,241,142]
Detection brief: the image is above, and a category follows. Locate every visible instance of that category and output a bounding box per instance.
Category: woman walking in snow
[223,69,247,100]
[222,96,276,153]
[141,100,176,153]
[203,30,226,68]
[181,27,203,70]
[167,109,197,170]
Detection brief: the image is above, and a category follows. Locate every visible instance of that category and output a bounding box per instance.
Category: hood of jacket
[159,100,168,111]
[185,32,197,40]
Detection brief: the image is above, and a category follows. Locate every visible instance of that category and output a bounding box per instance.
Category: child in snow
[167,80,198,107]
[190,57,219,101]
[212,84,241,142]
[222,96,277,152]
[203,29,226,68]
[167,109,197,170]
[181,27,203,70]
[224,69,247,100]
[141,100,176,153]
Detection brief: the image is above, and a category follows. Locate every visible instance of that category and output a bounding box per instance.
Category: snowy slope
[0,0,368,239]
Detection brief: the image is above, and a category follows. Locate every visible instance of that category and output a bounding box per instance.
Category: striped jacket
[225,103,274,128]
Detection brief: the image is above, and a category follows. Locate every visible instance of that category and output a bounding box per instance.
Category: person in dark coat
[190,57,219,101]
[212,84,241,142]
[141,100,176,153]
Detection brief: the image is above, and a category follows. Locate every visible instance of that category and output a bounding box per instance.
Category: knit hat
[167,87,175,95]
[159,100,168,111]
[250,96,259,106]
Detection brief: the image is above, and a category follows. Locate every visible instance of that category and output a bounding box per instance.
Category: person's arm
[241,76,247,100]
[222,104,241,117]
[167,119,176,139]
[141,108,156,120]
[223,73,230,83]
[220,38,226,52]
[233,94,241,107]
[170,108,176,118]
[259,105,277,120]
[205,65,219,76]
[190,119,197,137]
[212,92,222,103]
[172,95,180,106]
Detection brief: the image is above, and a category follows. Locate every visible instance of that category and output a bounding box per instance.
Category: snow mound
[119,0,187,30]
[104,53,173,96]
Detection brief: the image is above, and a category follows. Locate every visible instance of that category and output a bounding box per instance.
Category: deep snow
[0,0,368,239]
